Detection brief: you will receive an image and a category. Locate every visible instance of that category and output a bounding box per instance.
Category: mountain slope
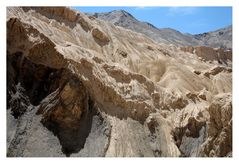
[87,10,232,49]
[194,25,232,49]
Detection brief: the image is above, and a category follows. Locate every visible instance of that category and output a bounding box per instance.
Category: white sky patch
[134,6,155,10]
[167,7,199,16]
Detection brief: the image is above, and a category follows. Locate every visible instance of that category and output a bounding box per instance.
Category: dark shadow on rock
[41,97,97,157]
[7,51,62,118]
[93,37,110,47]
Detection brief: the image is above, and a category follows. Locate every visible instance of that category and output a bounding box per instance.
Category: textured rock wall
[180,46,232,64]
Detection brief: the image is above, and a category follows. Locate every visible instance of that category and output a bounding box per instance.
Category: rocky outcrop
[203,66,232,78]
[91,27,110,46]
[22,7,79,27]
[7,7,232,157]
[180,46,232,64]
[200,93,232,157]
[172,116,206,156]
[37,73,96,156]
[115,48,128,58]
[7,18,67,69]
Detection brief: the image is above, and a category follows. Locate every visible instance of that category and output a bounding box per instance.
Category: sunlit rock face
[7,7,232,157]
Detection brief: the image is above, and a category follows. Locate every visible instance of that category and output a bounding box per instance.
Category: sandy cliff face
[7,7,232,157]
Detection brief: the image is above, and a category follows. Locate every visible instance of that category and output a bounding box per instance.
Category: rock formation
[7,7,232,157]
[180,46,232,65]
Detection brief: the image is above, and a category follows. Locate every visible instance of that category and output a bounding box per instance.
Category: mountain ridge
[86,10,232,49]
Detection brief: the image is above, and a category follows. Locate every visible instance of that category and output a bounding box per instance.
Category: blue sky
[72,7,232,34]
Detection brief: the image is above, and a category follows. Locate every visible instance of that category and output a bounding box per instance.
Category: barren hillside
[7,7,232,157]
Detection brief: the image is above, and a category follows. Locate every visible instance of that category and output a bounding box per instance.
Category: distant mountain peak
[109,10,134,17]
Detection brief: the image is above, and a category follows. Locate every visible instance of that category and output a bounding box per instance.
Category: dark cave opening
[7,51,62,118]
[38,78,97,156]
[43,106,97,157]
[7,51,98,156]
